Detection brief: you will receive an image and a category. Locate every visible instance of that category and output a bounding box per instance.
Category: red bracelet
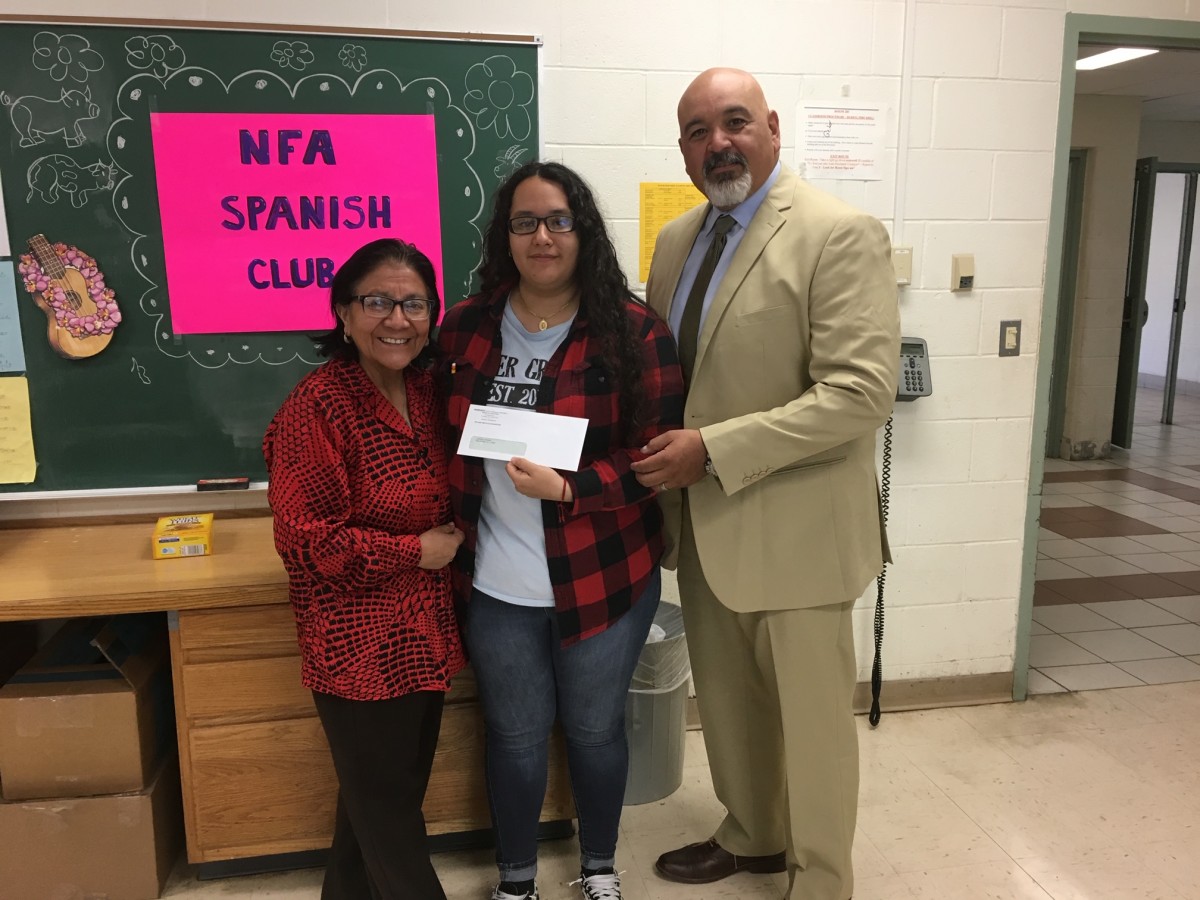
[560,477,568,504]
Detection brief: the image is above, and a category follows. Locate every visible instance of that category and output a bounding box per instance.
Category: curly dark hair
[312,238,442,369]
[479,161,645,442]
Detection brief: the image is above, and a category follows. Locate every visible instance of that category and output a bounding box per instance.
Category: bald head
[676,68,780,209]
[677,68,769,127]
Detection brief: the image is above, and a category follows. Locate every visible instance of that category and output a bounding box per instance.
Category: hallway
[1034,387,1200,692]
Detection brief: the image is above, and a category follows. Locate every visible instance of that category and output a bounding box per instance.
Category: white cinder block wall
[7,0,1200,686]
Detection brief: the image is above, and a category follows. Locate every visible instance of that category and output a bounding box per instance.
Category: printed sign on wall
[151,112,442,334]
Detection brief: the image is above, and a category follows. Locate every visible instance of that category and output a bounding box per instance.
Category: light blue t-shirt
[473,299,575,608]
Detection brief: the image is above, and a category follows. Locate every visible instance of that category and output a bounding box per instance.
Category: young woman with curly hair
[438,162,685,900]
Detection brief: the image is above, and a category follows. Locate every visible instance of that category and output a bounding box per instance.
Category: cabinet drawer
[177,605,297,653]
[185,702,573,860]
[188,716,337,860]
[181,655,314,726]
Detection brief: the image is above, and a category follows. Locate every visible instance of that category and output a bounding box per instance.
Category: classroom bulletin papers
[0,262,26,373]
[639,182,706,283]
[0,375,36,483]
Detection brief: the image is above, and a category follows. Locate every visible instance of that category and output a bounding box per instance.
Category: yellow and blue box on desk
[151,513,213,560]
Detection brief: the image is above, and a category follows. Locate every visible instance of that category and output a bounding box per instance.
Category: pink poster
[150,112,443,334]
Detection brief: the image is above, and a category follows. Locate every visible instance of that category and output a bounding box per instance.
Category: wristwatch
[704,455,718,481]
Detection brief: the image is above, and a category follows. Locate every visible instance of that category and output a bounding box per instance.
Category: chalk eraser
[197,477,250,491]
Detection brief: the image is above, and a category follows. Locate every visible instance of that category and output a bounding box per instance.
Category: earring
[342,332,351,344]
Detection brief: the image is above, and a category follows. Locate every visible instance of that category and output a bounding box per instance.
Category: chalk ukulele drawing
[26,154,115,207]
[20,234,122,359]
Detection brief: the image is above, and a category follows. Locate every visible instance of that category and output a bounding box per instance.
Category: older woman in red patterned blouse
[264,238,464,900]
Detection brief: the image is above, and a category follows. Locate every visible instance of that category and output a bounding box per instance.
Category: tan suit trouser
[678,506,859,900]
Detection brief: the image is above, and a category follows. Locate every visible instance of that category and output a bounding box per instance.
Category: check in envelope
[457,404,589,471]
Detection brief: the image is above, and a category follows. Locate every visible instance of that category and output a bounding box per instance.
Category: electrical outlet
[951,254,975,292]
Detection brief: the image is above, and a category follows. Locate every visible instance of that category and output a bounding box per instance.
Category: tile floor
[159,386,1200,899]
[1033,387,1200,693]
[162,683,1200,899]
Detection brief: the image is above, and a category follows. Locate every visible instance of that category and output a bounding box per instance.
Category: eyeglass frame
[508,214,577,235]
[350,294,435,320]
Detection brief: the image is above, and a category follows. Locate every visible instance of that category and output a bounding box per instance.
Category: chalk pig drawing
[0,86,100,147]
[26,154,114,207]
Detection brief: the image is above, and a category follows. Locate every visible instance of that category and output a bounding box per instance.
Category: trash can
[624,601,690,805]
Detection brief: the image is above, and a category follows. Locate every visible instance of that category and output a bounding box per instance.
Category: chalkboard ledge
[0,483,270,527]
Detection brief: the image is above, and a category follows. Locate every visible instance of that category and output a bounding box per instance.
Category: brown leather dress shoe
[654,837,786,884]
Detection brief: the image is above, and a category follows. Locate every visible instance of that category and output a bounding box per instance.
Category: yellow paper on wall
[639,182,706,283]
[0,375,36,484]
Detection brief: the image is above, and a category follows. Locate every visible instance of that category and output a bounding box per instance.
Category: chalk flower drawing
[339,44,368,73]
[32,32,104,84]
[270,41,315,71]
[463,56,533,140]
[124,35,186,79]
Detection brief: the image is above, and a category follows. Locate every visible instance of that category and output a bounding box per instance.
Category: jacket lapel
[656,203,710,321]
[694,169,796,373]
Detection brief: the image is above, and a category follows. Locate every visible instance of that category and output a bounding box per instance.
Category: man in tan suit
[630,69,900,900]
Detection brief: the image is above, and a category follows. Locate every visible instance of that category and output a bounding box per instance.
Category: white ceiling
[1076,45,1200,122]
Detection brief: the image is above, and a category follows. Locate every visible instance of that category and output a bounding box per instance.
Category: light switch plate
[999,320,1021,357]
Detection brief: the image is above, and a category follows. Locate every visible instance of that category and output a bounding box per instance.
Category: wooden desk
[0,517,573,866]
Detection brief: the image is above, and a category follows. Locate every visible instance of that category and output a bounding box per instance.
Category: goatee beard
[705,169,752,208]
[703,150,753,208]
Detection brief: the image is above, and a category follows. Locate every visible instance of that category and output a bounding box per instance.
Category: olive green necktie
[677,214,736,383]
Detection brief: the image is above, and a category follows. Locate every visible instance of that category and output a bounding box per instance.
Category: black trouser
[312,689,447,900]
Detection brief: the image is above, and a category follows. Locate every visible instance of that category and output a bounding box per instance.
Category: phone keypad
[903,357,925,394]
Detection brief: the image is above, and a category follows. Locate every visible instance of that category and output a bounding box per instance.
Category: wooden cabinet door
[172,602,575,864]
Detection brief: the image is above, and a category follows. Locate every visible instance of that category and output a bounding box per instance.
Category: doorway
[1018,15,1200,701]
[1113,160,1200,446]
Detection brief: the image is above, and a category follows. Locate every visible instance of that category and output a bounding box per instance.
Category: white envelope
[456,404,589,471]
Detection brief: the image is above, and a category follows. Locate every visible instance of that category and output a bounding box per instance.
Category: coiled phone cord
[869,415,893,727]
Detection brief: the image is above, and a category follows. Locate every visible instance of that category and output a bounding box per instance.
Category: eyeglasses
[352,295,434,320]
[508,214,576,235]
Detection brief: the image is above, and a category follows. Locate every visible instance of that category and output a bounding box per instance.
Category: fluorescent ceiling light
[1076,47,1159,70]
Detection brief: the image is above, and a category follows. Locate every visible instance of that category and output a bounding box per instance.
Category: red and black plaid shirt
[264,357,466,700]
[438,286,685,645]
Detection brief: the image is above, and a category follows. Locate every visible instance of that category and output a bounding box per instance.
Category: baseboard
[851,671,1014,713]
[684,672,1013,730]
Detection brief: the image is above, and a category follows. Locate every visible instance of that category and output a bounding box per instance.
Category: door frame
[1046,149,1087,458]
[1017,14,1200,700]
[1112,156,1159,449]
[1160,166,1200,424]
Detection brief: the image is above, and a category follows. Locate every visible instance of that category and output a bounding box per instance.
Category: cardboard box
[0,618,172,801]
[0,753,182,900]
[152,513,213,559]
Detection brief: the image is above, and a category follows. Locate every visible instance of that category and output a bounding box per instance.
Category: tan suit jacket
[646,166,900,612]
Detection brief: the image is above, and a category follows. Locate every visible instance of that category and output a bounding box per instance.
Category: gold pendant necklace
[516,289,575,331]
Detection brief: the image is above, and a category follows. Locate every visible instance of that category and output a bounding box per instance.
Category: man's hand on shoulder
[631,429,709,492]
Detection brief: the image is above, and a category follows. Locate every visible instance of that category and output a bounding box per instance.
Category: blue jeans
[464,569,661,882]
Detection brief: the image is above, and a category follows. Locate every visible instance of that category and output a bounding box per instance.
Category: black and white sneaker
[490,885,539,900]
[570,868,622,900]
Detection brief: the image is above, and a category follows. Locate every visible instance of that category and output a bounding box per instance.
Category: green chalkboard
[0,17,539,492]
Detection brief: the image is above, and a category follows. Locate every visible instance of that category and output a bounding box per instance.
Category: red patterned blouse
[263,357,465,701]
